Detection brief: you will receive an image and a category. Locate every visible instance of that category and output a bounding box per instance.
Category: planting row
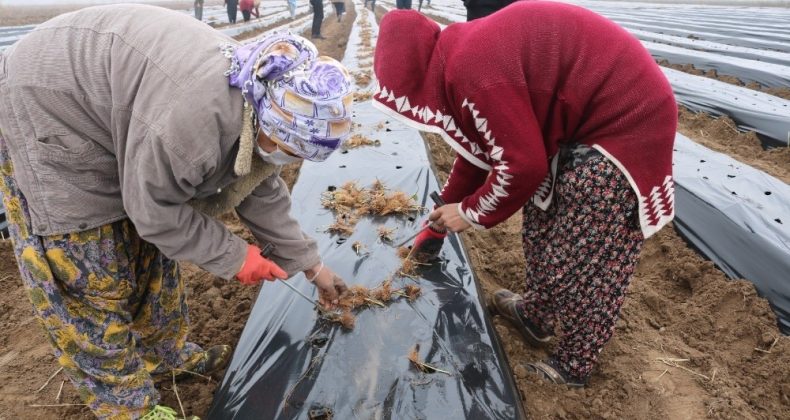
[207,3,526,418]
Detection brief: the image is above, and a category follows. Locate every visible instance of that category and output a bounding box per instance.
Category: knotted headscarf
[223,32,353,162]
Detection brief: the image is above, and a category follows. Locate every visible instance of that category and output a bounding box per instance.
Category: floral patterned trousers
[0,134,203,419]
[521,151,644,379]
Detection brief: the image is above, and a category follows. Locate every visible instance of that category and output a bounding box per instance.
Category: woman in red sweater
[373,2,676,386]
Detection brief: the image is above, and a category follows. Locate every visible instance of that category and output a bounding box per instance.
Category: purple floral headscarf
[222,32,353,161]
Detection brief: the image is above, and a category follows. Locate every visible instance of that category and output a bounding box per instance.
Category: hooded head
[225,32,354,162]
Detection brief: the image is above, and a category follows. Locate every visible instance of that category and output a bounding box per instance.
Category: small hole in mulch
[311,336,328,347]
[765,191,772,195]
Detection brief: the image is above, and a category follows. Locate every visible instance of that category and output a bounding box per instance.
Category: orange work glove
[411,222,447,262]
[236,244,288,285]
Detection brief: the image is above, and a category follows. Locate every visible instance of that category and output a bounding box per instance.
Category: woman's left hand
[429,203,472,233]
[306,264,348,308]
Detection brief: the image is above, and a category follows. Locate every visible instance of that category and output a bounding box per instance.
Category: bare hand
[428,203,471,233]
[307,264,348,308]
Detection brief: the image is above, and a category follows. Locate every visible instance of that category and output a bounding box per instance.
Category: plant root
[408,344,451,375]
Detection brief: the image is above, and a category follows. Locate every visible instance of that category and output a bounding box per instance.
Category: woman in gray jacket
[0,5,352,419]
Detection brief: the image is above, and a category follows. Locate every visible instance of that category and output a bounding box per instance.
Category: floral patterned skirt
[520,147,644,380]
[0,133,202,419]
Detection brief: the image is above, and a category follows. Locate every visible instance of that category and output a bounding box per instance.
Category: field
[0,0,788,419]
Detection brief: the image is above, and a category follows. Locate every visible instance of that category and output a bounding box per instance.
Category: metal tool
[260,243,325,311]
[393,191,446,248]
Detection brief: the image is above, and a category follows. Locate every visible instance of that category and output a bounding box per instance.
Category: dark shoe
[174,344,232,380]
[489,289,552,346]
[312,34,326,40]
[526,358,589,388]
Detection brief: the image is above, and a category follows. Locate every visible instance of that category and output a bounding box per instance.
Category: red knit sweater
[373,1,677,238]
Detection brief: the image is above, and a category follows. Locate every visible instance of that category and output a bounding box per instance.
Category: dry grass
[343,134,381,150]
[377,226,397,243]
[322,280,422,330]
[354,92,373,102]
[321,181,422,237]
[353,71,373,86]
[408,344,450,375]
[352,241,367,255]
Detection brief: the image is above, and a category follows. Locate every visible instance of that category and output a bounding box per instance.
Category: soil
[1,4,789,420]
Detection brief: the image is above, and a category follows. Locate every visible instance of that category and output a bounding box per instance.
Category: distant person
[364,0,376,11]
[225,0,239,23]
[194,0,204,20]
[311,0,324,39]
[0,5,353,418]
[333,0,346,22]
[463,0,517,20]
[396,0,412,9]
[375,2,676,387]
[240,0,259,21]
[288,0,298,18]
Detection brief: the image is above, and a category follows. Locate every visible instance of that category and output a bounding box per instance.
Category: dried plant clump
[396,246,420,278]
[371,279,394,302]
[326,212,358,237]
[399,258,418,278]
[354,92,373,102]
[408,344,451,375]
[396,245,411,259]
[343,134,381,150]
[323,280,422,330]
[339,311,356,329]
[378,226,397,243]
[321,181,422,237]
[321,181,364,211]
[336,285,371,311]
[395,245,430,278]
[404,284,422,302]
[352,241,367,256]
[373,191,420,216]
[354,71,372,86]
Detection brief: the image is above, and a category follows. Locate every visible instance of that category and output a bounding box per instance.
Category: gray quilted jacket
[0,5,319,279]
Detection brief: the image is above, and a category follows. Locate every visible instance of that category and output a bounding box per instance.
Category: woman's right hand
[307,264,348,308]
[236,244,288,285]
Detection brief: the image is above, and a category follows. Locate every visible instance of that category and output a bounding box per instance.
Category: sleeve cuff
[279,251,322,278]
[212,235,249,281]
[457,202,485,230]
